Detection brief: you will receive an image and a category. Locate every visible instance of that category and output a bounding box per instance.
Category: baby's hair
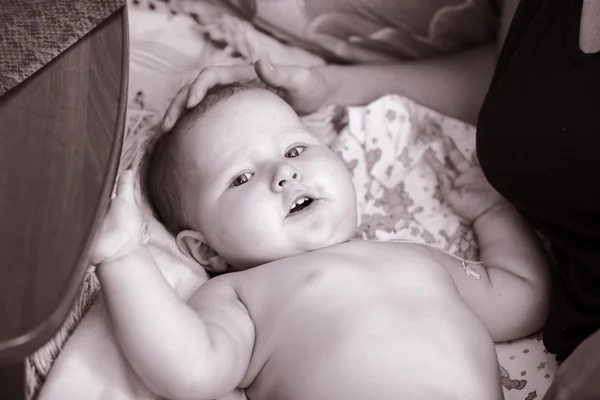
[141,81,283,236]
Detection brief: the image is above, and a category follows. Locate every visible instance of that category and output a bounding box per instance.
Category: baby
[92,83,550,400]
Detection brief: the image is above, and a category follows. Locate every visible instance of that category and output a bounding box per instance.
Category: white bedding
[31,1,557,399]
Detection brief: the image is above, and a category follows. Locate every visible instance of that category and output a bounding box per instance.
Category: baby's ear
[176,230,228,274]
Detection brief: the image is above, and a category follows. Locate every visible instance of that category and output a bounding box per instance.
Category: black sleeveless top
[477,0,600,362]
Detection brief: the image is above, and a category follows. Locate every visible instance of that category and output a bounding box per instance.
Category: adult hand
[161,60,329,132]
[306,32,399,64]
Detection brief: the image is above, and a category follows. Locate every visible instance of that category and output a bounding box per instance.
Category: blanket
[34,1,557,399]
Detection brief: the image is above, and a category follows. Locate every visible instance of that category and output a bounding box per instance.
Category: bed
[28,1,557,399]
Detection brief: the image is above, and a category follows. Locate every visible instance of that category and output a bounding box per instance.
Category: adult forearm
[318,44,497,125]
[97,248,213,399]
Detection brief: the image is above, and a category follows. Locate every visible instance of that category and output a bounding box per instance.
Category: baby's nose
[272,163,302,191]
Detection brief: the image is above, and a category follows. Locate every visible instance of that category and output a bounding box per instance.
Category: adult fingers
[307,33,398,64]
[255,59,308,94]
[161,85,190,132]
[187,65,259,108]
[161,65,260,132]
[443,137,471,173]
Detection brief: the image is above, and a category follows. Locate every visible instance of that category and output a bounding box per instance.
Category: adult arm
[316,0,522,124]
[162,0,521,128]
[317,45,496,124]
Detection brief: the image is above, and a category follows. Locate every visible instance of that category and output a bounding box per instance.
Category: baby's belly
[246,293,501,400]
[233,244,503,400]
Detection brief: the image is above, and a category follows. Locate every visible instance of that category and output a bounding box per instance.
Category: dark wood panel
[0,361,24,400]
[0,7,129,363]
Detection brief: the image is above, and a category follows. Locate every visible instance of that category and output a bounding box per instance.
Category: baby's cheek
[219,200,272,242]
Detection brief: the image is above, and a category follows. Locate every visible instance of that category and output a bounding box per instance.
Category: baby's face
[179,89,357,270]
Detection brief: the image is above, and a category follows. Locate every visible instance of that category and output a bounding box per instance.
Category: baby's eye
[229,172,254,188]
[285,146,306,158]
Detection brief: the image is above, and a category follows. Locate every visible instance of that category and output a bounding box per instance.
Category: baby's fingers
[435,171,460,205]
[425,151,462,205]
[443,137,471,173]
[113,170,136,204]
[425,150,455,181]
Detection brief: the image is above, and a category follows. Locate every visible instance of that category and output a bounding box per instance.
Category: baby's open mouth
[290,196,314,214]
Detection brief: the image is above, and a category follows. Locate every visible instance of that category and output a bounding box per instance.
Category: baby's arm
[98,250,254,400]
[92,171,254,400]
[426,140,550,342]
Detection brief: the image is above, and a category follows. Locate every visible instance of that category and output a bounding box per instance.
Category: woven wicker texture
[0,0,125,96]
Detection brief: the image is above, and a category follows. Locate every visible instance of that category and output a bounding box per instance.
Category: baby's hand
[90,170,145,265]
[425,138,508,223]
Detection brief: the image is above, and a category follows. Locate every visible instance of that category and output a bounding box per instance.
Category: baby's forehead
[175,88,315,163]
[184,101,307,145]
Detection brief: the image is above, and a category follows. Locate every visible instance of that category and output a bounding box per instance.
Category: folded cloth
[0,0,125,96]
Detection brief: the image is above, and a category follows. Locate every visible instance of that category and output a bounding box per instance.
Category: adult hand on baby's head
[426,137,509,223]
[161,60,329,132]
[90,170,145,266]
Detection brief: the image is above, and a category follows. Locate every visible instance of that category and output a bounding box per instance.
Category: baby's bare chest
[233,242,473,393]
[238,241,455,314]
